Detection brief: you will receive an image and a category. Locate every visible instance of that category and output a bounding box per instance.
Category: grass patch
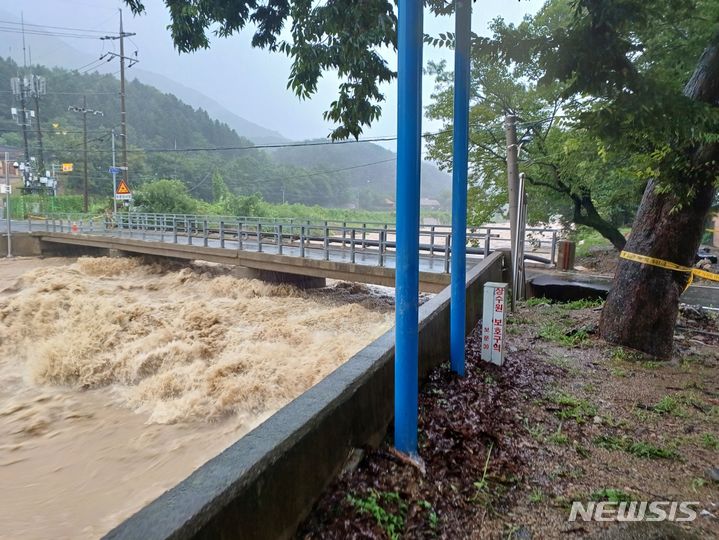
[590,488,634,503]
[548,391,597,423]
[417,500,439,530]
[652,396,680,414]
[610,347,647,363]
[691,478,707,492]
[700,433,719,450]
[526,297,552,307]
[524,419,545,440]
[347,490,408,540]
[548,424,569,445]
[610,367,627,377]
[594,434,679,460]
[538,321,589,347]
[560,298,604,310]
[529,489,544,503]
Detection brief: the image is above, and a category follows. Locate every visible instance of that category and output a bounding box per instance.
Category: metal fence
[31,212,561,270]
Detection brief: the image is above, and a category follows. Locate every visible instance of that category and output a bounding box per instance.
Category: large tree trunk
[599,34,719,359]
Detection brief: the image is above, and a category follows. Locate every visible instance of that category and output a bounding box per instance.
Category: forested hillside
[0,57,352,206]
[272,141,451,207]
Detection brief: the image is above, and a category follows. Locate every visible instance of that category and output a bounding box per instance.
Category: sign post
[481,282,507,365]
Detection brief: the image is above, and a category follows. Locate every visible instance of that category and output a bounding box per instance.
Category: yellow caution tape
[620,251,719,290]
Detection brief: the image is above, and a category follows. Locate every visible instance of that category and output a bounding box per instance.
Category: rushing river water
[0,257,394,539]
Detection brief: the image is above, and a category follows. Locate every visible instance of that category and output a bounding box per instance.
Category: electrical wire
[0,19,118,36]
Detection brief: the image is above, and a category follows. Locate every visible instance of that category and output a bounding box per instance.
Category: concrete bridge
[2,213,558,292]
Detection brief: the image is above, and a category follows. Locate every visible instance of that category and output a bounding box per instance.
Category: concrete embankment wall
[1,233,114,258]
[104,251,508,540]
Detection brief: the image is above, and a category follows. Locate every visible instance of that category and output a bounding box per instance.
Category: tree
[425,7,646,248]
[134,179,199,214]
[489,0,719,358]
[212,170,230,203]
[123,0,399,140]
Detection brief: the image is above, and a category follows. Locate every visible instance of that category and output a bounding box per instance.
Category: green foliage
[124,0,404,140]
[652,395,681,416]
[572,226,619,257]
[424,8,643,245]
[491,0,719,200]
[548,424,569,445]
[560,299,604,310]
[133,180,198,214]
[547,392,597,423]
[8,195,93,218]
[590,488,633,503]
[417,500,439,530]
[211,171,230,203]
[0,57,365,209]
[699,433,719,450]
[525,297,551,307]
[594,435,679,460]
[347,490,407,540]
[538,321,589,347]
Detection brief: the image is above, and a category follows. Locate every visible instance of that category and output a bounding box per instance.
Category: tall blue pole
[450,0,472,376]
[394,0,423,456]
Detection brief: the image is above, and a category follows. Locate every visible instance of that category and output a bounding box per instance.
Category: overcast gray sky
[1,0,544,142]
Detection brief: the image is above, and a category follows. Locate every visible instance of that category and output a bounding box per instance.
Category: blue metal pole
[394,0,424,456]
[450,0,472,377]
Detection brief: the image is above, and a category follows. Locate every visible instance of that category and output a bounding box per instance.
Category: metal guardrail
[33,212,561,271]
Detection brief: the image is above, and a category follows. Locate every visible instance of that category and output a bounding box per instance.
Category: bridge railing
[38,212,561,268]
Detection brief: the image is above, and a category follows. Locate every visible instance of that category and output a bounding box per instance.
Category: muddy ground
[297,300,719,539]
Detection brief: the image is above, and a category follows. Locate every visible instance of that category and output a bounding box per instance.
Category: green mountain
[0,56,450,210]
[0,57,351,206]
[272,141,451,207]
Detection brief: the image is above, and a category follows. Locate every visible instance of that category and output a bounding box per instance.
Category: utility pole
[119,10,128,187]
[31,75,46,176]
[102,10,137,189]
[504,114,519,310]
[111,129,117,214]
[69,99,103,213]
[4,152,11,257]
[10,77,31,188]
[82,96,88,213]
[19,13,30,189]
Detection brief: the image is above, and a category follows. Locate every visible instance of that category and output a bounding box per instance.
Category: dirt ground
[297,300,719,539]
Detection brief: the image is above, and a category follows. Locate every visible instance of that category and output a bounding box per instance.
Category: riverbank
[298,300,719,539]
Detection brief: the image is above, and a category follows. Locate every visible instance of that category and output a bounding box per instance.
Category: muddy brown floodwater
[0,256,394,540]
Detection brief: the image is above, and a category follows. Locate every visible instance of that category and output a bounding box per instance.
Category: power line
[136,136,400,154]
[0,26,109,40]
[0,19,118,35]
